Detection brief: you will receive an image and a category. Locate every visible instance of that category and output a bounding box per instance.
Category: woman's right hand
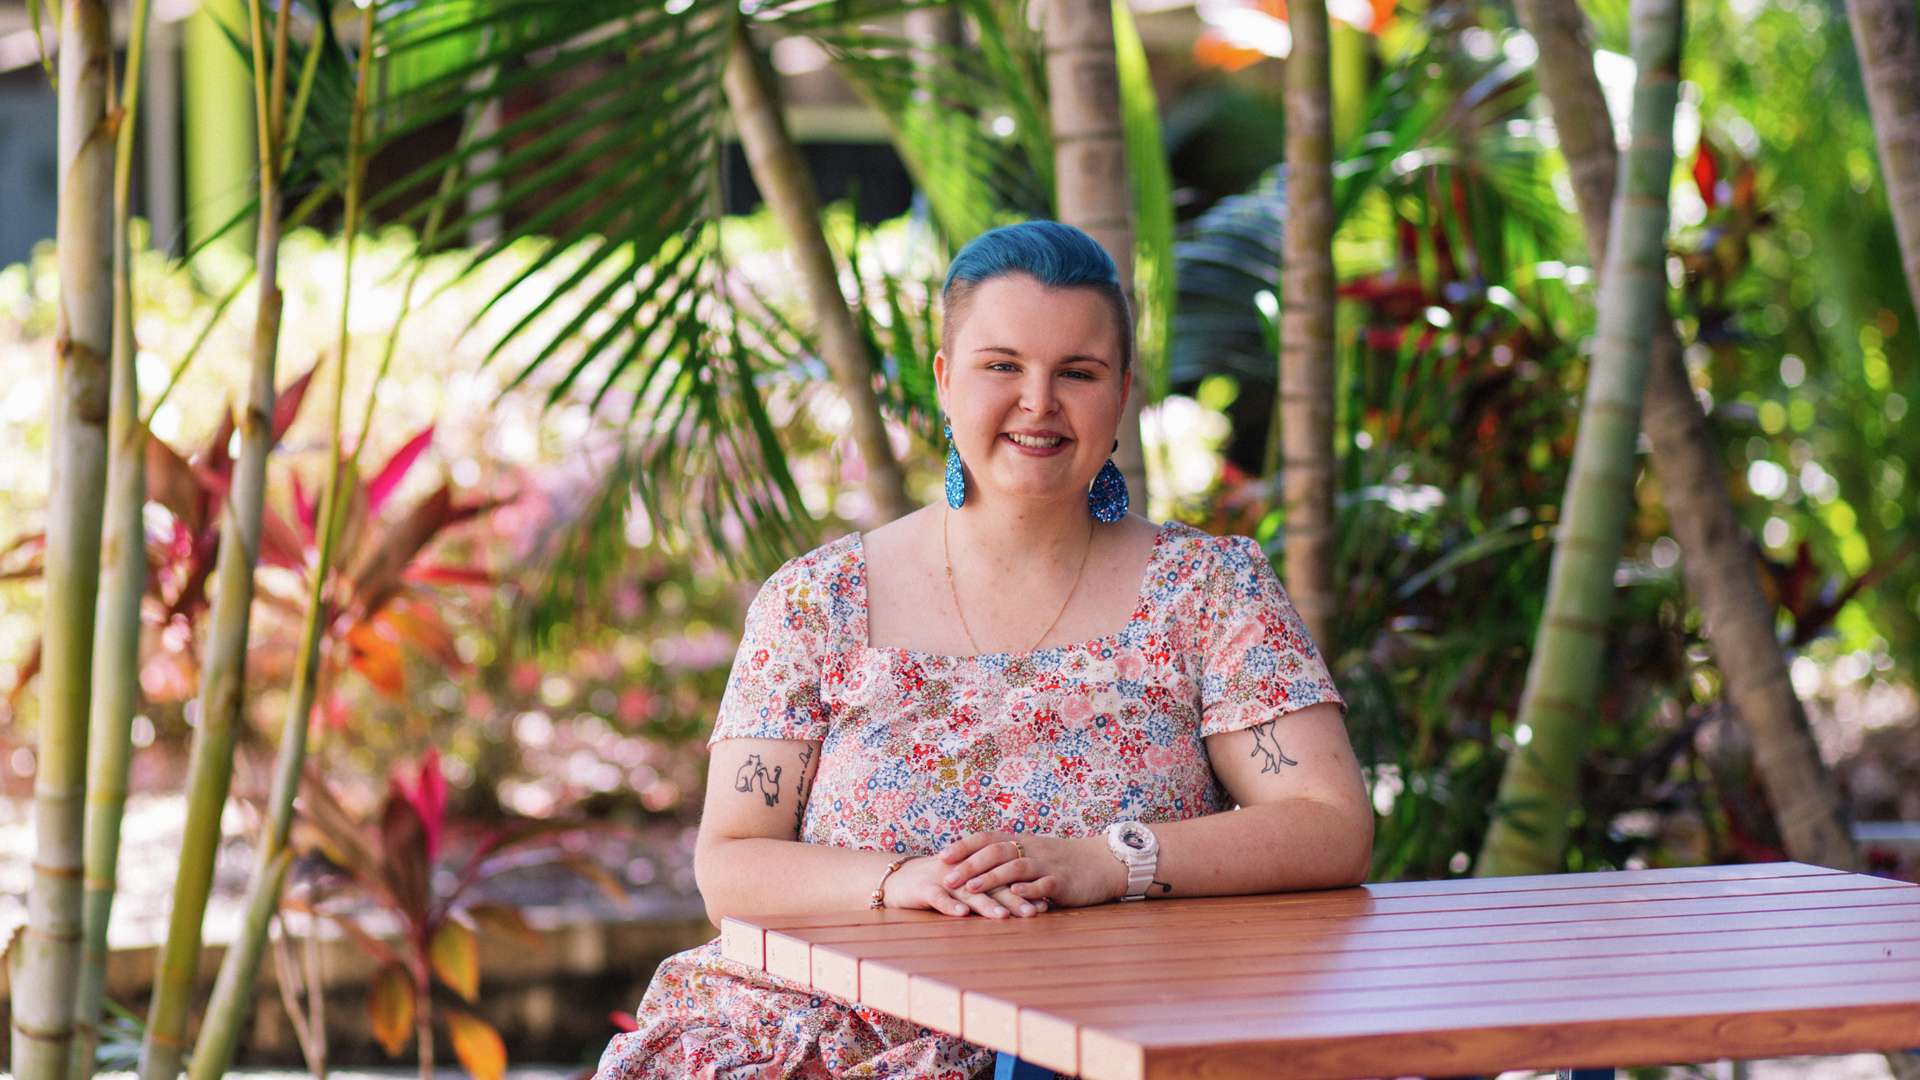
[884,855,1049,919]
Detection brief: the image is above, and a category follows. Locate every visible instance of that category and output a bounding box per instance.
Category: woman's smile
[1002,431,1071,455]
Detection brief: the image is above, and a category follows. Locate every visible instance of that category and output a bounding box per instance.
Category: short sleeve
[1197,535,1344,738]
[707,557,831,746]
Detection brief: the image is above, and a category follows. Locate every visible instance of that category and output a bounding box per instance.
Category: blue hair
[940,221,1134,371]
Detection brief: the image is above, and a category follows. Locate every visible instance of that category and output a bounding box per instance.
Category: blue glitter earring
[1088,442,1128,522]
[943,420,967,509]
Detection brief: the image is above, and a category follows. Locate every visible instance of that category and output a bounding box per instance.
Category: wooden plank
[729,860,1889,953]
[764,929,813,985]
[719,917,764,969]
[927,932,1920,1019]
[990,933,1920,1014]
[802,880,1912,951]
[1357,861,1841,898]
[1077,981,1920,1080]
[1024,952,1920,1074]
[804,899,1920,1004]
[744,874,1905,953]
[1046,952,1920,1027]
[896,918,1920,1000]
[800,894,1920,975]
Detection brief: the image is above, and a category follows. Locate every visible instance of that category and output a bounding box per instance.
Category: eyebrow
[973,345,1112,368]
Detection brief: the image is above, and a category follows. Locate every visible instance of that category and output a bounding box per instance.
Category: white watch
[1105,820,1159,901]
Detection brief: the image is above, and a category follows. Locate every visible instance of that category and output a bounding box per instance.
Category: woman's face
[935,273,1132,508]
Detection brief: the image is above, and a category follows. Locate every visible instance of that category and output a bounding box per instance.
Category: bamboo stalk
[138,1,290,1075]
[11,3,115,1078]
[68,0,155,1071]
[191,7,378,1071]
[1511,0,1860,877]
[721,19,914,525]
[1476,0,1683,877]
[1279,0,1338,650]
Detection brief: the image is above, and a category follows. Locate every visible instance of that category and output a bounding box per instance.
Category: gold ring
[1011,840,1026,860]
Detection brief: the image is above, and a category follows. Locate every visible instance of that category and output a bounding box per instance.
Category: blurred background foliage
[3,0,1919,910]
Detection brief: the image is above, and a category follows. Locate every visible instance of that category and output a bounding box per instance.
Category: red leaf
[396,747,449,863]
[201,402,235,476]
[403,563,493,587]
[273,361,320,442]
[259,506,309,570]
[380,789,433,923]
[292,472,317,542]
[145,431,208,534]
[1692,143,1721,212]
[368,426,436,517]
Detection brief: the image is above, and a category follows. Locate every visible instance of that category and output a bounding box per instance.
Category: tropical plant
[1513,0,1861,881]
[285,748,627,1080]
[1476,0,1684,878]
[140,0,317,1070]
[11,1,115,1076]
[72,0,158,1066]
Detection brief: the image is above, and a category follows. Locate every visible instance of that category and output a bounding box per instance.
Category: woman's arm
[938,702,1372,904]
[694,737,1042,925]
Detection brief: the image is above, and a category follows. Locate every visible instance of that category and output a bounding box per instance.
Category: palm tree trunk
[721,21,913,525]
[193,8,374,1071]
[139,2,290,1076]
[69,0,155,1072]
[1044,0,1148,511]
[1512,0,1860,876]
[1279,0,1338,650]
[12,3,114,1077]
[1845,0,1920,327]
[1477,0,1683,878]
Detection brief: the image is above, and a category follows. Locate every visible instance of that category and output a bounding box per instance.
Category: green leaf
[429,919,481,1002]
[368,963,414,1057]
[445,1007,508,1080]
[1113,0,1175,400]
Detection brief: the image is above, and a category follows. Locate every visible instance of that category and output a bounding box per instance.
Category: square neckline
[850,520,1178,661]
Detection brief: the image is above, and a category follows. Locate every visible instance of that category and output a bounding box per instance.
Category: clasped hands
[881,831,1122,919]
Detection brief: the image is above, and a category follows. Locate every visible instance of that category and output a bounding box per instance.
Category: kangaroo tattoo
[734,754,784,806]
[1249,719,1298,774]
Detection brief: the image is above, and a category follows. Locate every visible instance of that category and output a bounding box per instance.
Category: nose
[1019,370,1059,416]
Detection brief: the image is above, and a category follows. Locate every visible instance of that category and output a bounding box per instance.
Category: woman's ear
[933,350,950,400]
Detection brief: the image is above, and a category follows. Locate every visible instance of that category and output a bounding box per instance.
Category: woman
[597,221,1372,1079]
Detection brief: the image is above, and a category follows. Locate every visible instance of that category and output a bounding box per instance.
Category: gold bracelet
[869,855,913,910]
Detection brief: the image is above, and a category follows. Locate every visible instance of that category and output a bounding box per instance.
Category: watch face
[1119,823,1150,850]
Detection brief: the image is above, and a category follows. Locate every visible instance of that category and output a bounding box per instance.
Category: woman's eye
[1063,370,1095,380]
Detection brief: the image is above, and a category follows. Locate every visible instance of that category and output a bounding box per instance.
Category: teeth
[1007,433,1064,448]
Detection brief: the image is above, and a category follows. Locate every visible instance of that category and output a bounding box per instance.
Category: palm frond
[1114,0,1174,401]
[812,0,1052,246]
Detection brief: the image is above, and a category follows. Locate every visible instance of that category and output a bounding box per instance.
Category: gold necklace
[943,509,1095,655]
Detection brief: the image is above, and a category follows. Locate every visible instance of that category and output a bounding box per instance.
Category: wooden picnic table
[719,860,1920,1080]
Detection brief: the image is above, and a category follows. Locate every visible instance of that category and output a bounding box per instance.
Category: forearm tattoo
[734,754,784,806]
[792,745,814,832]
[1249,719,1298,774]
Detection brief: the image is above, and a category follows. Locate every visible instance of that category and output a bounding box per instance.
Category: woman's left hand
[935,831,1121,910]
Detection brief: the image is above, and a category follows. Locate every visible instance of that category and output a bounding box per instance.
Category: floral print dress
[596,521,1343,1079]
